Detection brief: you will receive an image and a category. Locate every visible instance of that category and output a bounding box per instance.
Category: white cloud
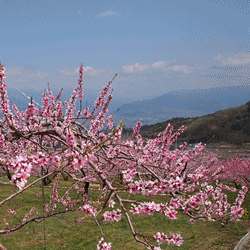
[74,66,93,74]
[55,66,104,77]
[82,66,94,72]
[97,10,120,18]
[168,65,193,73]
[122,61,194,74]
[123,63,150,73]
[214,54,223,60]
[4,67,22,76]
[151,61,168,68]
[31,71,50,80]
[83,68,105,76]
[4,52,248,100]
[57,68,75,76]
[214,52,250,65]
[222,53,250,65]
[4,67,50,81]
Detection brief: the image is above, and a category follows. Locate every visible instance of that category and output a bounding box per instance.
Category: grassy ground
[0,176,249,250]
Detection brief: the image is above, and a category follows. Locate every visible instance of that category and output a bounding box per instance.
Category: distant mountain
[3,83,250,138]
[3,80,250,146]
[110,84,250,127]
[4,87,128,128]
[122,100,250,146]
[5,87,98,111]
[110,101,205,126]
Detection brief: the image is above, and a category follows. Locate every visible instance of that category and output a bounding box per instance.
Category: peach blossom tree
[0,64,248,249]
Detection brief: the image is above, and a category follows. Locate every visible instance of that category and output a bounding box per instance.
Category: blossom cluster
[153,232,184,247]
[77,204,97,217]
[102,209,122,223]
[97,237,112,250]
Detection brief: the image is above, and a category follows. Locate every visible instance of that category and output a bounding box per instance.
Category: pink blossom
[164,209,178,220]
[29,207,35,215]
[77,189,85,194]
[103,209,122,223]
[7,209,16,216]
[83,193,88,202]
[3,218,8,226]
[83,204,96,216]
[108,199,115,208]
[97,237,112,250]
[129,184,138,195]
[77,217,84,223]
[230,206,244,220]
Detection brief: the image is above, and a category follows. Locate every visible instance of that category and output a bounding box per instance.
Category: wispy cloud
[151,61,168,68]
[214,53,250,65]
[123,63,150,73]
[223,53,250,66]
[3,51,250,100]
[169,65,194,74]
[122,61,193,74]
[58,66,105,77]
[97,10,120,18]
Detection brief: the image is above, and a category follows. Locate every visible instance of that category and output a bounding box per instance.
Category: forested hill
[122,100,250,146]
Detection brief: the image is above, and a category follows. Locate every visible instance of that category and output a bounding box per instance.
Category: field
[0,174,249,250]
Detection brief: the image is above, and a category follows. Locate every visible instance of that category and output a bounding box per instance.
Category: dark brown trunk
[84,182,89,194]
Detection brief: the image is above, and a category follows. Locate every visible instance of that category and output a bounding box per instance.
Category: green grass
[0,176,249,250]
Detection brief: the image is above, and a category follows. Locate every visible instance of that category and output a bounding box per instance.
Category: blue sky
[1,0,250,114]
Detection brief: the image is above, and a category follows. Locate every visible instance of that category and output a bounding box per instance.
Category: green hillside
[122,100,250,146]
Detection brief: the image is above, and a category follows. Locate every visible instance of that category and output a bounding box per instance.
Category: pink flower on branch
[102,209,122,223]
[3,218,8,226]
[97,237,112,250]
[83,204,97,216]
[108,199,115,208]
[153,232,184,246]
[77,217,84,223]
[164,209,178,220]
[7,209,16,216]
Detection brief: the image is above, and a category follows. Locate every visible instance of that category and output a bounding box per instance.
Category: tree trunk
[61,171,68,181]
[84,182,89,194]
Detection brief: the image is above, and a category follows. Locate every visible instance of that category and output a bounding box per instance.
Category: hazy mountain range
[110,84,250,127]
[3,83,250,129]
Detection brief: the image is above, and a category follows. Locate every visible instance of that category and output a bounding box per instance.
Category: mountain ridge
[111,84,250,127]
[121,100,250,146]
